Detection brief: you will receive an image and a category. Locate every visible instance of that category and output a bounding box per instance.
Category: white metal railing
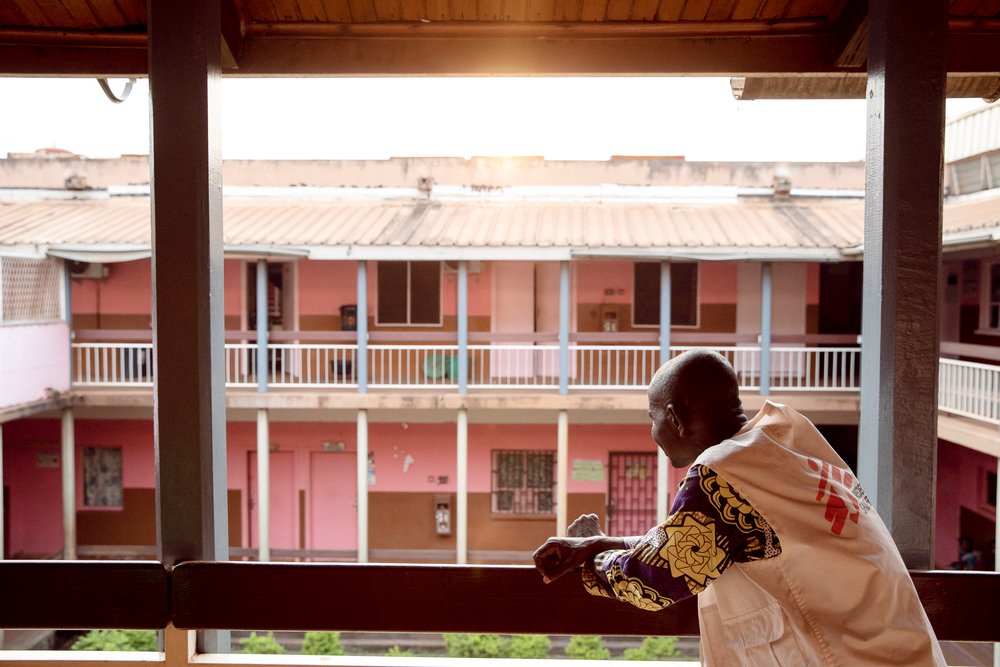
[67,342,1000,424]
[368,344,459,388]
[73,343,154,386]
[939,358,1000,424]
[74,342,864,392]
[470,344,560,389]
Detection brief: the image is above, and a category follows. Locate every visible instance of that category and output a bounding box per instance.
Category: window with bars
[491,449,556,515]
[0,257,63,324]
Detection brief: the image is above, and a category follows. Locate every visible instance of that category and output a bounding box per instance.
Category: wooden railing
[2,561,999,664]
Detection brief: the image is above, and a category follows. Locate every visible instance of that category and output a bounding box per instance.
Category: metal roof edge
[570,247,853,262]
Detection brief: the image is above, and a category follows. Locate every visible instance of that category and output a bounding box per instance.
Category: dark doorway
[819,262,863,335]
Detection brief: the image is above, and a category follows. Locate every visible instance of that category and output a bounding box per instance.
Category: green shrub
[623,636,682,660]
[386,645,415,657]
[565,635,610,660]
[302,631,345,655]
[239,631,286,654]
[443,633,505,658]
[71,629,157,652]
[506,634,551,659]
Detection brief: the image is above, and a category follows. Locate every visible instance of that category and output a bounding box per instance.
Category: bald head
[649,349,747,447]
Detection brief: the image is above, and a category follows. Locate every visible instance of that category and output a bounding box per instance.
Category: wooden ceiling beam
[830,0,868,69]
[220,0,245,70]
[233,34,837,75]
[2,22,1000,77]
[0,43,146,76]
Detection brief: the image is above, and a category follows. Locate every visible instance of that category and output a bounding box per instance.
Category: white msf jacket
[694,401,946,667]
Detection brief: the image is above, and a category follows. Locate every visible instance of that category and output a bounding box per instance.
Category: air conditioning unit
[67,260,109,280]
[443,260,483,274]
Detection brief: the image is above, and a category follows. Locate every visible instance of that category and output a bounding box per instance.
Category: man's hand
[567,513,604,538]
[532,536,594,584]
[532,533,623,584]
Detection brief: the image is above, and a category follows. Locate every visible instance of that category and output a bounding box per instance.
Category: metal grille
[1,257,62,324]
[607,452,658,537]
[491,449,556,515]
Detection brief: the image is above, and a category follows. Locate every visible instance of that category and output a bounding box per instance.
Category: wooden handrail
[171,562,700,635]
[0,560,169,630]
[3,561,998,643]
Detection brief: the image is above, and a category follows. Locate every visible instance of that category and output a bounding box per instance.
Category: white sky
[0,77,986,162]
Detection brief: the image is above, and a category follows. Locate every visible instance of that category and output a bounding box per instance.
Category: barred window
[491,449,556,515]
[1,257,63,324]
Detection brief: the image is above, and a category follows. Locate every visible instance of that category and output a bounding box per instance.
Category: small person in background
[950,536,983,570]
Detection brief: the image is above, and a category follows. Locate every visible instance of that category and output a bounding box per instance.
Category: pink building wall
[297,261,356,317]
[224,260,244,318]
[0,322,70,409]
[71,260,151,318]
[71,257,768,330]
[575,260,739,307]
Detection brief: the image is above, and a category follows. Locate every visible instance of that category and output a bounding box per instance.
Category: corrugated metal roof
[945,103,1000,163]
[0,190,996,260]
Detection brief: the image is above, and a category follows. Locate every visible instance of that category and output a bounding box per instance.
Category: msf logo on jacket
[807,458,872,536]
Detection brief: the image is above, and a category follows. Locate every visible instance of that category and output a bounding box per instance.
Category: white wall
[0,322,70,409]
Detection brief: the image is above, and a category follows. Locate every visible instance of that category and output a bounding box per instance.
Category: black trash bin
[335,304,357,378]
[340,304,357,331]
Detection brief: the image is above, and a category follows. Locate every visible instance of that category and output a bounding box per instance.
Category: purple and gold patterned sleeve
[581,464,781,611]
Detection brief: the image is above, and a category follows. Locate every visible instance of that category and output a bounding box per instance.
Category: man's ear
[666,404,682,433]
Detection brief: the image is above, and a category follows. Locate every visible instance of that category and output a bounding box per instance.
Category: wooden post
[148,0,228,651]
[859,0,947,569]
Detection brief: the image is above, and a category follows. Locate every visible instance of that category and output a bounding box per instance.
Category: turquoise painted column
[64,264,73,383]
[659,260,672,366]
[759,262,773,397]
[457,260,469,394]
[256,259,268,394]
[657,260,672,523]
[559,261,570,395]
[357,260,368,394]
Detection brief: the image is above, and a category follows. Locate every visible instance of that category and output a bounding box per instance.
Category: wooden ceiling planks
[579,0,608,20]
[656,0,686,21]
[730,0,766,20]
[4,0,1000,76]
[681,0,713,20]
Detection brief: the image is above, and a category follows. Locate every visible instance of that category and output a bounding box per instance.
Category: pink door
[309,451,357,552]
[248,451,297,550]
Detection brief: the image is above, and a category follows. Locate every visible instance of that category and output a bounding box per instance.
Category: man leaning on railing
[534,349,946,667]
